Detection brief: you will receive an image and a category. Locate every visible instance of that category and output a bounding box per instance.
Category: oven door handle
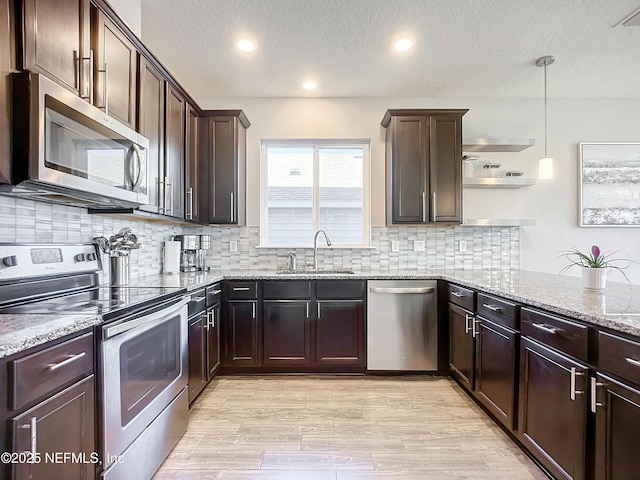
[103,297,189,339]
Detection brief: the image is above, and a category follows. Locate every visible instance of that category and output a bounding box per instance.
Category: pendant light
[536,55,555,179]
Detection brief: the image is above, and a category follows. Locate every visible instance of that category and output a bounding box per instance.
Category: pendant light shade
[536,55,555,179]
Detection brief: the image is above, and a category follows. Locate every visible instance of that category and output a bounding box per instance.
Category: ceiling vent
[618,7,640,27]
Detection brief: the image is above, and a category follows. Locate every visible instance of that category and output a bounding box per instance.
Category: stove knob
[74,254,86,262]
[2,255,18,267]
[86,253,97,261]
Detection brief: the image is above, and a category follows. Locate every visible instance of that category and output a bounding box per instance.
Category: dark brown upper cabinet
[21,0,91,98]
[164,84,185,219]
[201,111,250,225]
[0,0,13,183]
[91,5,137,128]
[185,103,199,222]
[382,109,467,225]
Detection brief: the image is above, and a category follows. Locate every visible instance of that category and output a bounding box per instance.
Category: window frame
[260,139,371,248]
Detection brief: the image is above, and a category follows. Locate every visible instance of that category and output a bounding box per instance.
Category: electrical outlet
[391,240,399,252]
[459,240,467,252]
[229,240,238,252]
[413,240,425,252]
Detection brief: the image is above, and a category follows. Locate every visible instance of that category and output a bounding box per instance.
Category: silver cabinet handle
[472,318,481,338]
[230,192,235,222]
[369,287,435,294]
[532,323,557,334]
[47,352,86,371]
[306,302,310,319]
[204,312,210,331]
[191,296,206,302]
[211,309,215,328]
[98,62,108,112]
[421,191,426,222]
[451,291,464,298]
[74,50,81,93]
[590,377,605,413]
[233,287,250,291]
[317,302,321,318]
[464,314,473,334]
[30,417,37,457]
[211,289,222,295]
[131,143,145,192]
[625,357,640,368]
[169,180,174,215]
[252,302,256,319]
[158,178,165,214]
[431,191,436,222]
[186,187,193,220]
[482,303,502,312]
[164,177,172,215]
[570,367,584,401]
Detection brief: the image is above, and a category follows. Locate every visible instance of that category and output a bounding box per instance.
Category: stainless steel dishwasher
[367,280,438,371]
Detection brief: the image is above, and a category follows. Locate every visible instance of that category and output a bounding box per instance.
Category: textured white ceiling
[140,0,640,99]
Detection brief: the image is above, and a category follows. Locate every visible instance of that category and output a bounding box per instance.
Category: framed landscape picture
[579,143,640,227]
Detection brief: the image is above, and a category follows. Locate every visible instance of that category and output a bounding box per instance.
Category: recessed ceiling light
[303,81,318,90]
[237,39,257,52]
[393,38,414,52]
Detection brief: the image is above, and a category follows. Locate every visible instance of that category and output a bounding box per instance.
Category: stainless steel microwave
[4,73,149,208]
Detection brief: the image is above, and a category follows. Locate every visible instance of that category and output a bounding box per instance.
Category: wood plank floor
[154,376,549,480]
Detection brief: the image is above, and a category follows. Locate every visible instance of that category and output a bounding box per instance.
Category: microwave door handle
[131,143,145,192]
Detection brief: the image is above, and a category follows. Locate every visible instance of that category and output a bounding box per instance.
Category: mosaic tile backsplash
[0,195,519,280]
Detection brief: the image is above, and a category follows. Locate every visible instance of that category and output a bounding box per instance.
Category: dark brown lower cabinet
[594,373,640,480]
[518,338,588,480]
[449,303,475,392]
[474,316,518,430]
[207,303,221,377]
[188,312,208,403]
[263,301,312,365]
[12,375,95,480]
[316,300,364,366]
[224,301,260,366]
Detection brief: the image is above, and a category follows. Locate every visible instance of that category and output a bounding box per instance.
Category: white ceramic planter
[582,267,606,291]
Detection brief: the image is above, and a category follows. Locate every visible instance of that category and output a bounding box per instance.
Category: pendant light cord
[544,61,548,158]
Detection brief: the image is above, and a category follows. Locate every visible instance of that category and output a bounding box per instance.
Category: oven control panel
[0,244,101,281]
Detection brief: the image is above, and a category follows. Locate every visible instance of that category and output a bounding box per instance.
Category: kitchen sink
[275,269,355,275]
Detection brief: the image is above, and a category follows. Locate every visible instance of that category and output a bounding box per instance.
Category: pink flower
[591,245,601,262]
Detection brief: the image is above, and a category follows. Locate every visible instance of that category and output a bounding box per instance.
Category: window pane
[319,148,363,244]
[266,146,314,245]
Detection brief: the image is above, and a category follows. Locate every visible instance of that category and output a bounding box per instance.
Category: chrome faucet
[312,230,332,270]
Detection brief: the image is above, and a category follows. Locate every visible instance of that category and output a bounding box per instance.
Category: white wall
[107,0,142,38]
[197,96,640,284]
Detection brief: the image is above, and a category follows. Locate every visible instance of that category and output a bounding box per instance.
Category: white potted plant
[560,245,636,291]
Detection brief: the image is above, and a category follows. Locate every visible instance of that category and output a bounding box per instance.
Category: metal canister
[199,235,211,250]
[110,255,130,286]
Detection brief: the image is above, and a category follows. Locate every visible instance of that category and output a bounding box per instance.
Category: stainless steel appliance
[367,280,438,371]
[0,243,189,480]
[197,234,211,271]
[4,73,149,208]
[173,235,199,272]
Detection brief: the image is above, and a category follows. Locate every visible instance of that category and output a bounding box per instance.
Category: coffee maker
[173,235,199,272]
[197,235,211,271]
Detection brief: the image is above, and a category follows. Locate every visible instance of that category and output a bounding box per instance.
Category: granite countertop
[1,268,638,360]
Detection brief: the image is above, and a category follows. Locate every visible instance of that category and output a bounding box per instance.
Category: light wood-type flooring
[154,376,549,480]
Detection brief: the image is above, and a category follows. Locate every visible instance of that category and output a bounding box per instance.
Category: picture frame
[579,142,640,227]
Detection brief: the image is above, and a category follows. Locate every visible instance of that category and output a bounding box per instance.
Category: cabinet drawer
[189,289,207,316]
[448,284,475,310]
[477,293,518,329]
[263,281,311,300]
[317,281,364,299]
[521,308,589,361]
[226,281,258,299]
[206,283,222,306]
[598,331,640,385]
[11,333,94,411]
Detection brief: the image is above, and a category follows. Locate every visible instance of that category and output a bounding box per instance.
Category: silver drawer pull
[590,377,605,413]
[47,352,86,371]
[370,287,434,294]
[570,367,584,401]
[210,289,222,295]
[30,417,37,456]
[451,291,464,298]
[532,323,558,334]
[233,287,251,291]
[625,357,640,368]
[482,303,502,312]
[191,296,206,302]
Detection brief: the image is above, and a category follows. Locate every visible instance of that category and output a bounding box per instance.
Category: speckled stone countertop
[1,268,638,360]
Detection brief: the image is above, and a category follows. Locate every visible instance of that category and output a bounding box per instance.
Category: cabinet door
[207,116,246,224]
[188,313,207,404]
[449,303,475,392]
[185,103,200,222]
[429,114,462,223]
[91,7,137,128]
[137,56,165,214]
[316,300,364,366]
[164,84,186,218]
[263,301,312,366]
[594,373,640,480]
[207,304,221,378]
[388,115,427,224]
[475,316,518,430]
[0,0,12,183]
[22,0,90,97]
[224,301,260,366]
[12,375,94,480]
[519,338,588,480]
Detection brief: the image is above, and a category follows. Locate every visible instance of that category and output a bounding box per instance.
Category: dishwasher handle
[369,287,435,294]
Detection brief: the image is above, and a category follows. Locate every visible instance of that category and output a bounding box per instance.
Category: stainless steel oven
[6,73,149,208]
[99,296,189,480]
